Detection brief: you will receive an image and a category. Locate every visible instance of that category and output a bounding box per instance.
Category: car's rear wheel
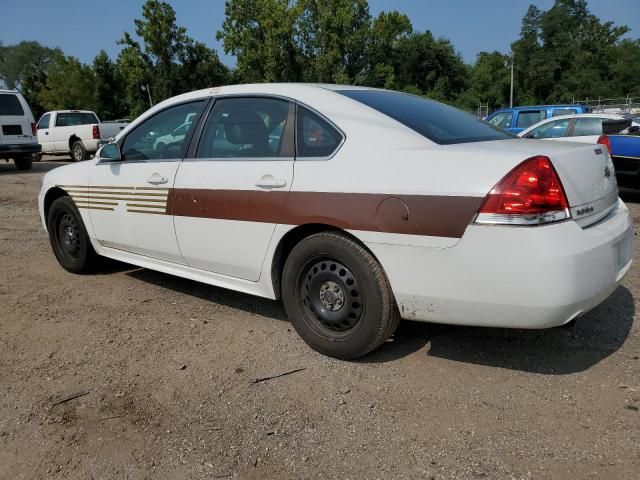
[47,196,98,273]
[14,156,33,170]
[282,231,400,359]
[71,141,88,161]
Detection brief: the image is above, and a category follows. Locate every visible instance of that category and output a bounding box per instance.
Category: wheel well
[69,135,81,152]
[270,224,378,299]
[44,187,68,222]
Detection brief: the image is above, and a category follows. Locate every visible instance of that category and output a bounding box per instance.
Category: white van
[0,90,41,170]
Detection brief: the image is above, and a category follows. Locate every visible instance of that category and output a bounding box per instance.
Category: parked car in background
[598,126,640,190]
[486,105,588,134]
[38,84,631,359]
[36,111,128,161]
[0,89,41,170]
[517,113,640,143]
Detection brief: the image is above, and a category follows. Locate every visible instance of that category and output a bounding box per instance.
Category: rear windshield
[55,112,98,127]
[0,94,25,116]
[337,89,513,145]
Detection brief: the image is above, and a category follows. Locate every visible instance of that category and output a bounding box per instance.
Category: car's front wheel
[47,196,99,273]
[282,232,400,359]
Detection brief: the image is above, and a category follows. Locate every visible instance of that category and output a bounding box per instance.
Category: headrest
[223,110,268,146]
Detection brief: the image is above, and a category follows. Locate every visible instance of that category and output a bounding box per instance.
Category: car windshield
[337,89,514,145]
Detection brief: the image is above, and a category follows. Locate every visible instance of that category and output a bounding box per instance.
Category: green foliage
[218,0,301,82]
[3,0,639,120]
[38,56,97,112]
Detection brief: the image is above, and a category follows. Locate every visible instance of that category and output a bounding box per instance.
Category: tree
[296,0,372,83]
[176,40,230,92]
[458,51,511,110]
[93,50,126,120]
[38,56,97,111]
[217,0,301,82]
[0,41,64,117]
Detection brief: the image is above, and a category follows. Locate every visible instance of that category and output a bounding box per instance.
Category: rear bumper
[0,143,42,157]
[368,199,633,328]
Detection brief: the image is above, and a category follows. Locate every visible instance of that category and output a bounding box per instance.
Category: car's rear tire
[71,141,88,161]
[47,196,99,273]
[14,156,33,170]
[282,231,400,359]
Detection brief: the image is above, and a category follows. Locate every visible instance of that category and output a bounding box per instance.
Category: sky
[0,0,639,66]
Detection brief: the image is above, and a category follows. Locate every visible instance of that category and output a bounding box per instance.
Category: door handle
[45,132,49,135]
[147,173,169,185]
[255,175,287,189]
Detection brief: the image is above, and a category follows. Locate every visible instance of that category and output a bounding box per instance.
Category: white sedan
[518,113,640,143]
[38,84,633,359]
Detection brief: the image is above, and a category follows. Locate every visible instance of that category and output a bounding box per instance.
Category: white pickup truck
[36,110,128,161]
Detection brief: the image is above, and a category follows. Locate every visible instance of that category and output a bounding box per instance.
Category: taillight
[475,155,570,226]
[92,125,100,139]
[597,134,611,154]
[31,123,37,136]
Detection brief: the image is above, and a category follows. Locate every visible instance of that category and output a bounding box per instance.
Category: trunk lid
[460,138,618,227]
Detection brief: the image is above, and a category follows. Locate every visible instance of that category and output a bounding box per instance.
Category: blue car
[486,105,589,134]
[599,128,640,190]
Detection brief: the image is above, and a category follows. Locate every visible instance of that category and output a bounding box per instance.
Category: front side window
[55,112,99,127]
[516,110,546,129]
[0,94,25,116]
[338,89,513,145]
[121,101,205,161]
[527,119,570,139]
[488,111,514,130]
[573,117,605,136]
[196,97,291,159]
[297,106,343,157]
[38,114,51,129]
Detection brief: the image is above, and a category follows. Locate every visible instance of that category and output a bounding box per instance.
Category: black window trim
[184,93,345,162]
[186,94,297,161]
[101,98,210,165]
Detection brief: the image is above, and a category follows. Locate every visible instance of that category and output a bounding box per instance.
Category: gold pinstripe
[59,184,169,215]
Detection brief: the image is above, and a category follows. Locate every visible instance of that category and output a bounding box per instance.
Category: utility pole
[510,53,514,108]
[141,84,153,108]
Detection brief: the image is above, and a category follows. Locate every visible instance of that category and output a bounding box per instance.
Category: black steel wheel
[47,196,99,273]
[282,231,400,359]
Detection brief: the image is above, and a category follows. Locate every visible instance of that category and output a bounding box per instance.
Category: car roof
[45,110,96,114]
[0,89,21,95]
[518,113,637,135]
[492,105,584,113]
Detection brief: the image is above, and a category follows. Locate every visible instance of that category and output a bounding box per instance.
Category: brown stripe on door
[168,189,483,238]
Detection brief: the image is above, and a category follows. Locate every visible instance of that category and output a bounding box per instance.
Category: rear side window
[527,119,571,139]
[55,112,99,127]
[573,117,605,136]
[0,94,25,116]
[297,106,343,157]
[516,110,546,129]
[552,109,577,117]
[488,111,513,129]
[196,97,292,159]
[338,89,512,145]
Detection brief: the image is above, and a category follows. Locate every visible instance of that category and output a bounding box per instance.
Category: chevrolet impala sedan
[38,84,633,359]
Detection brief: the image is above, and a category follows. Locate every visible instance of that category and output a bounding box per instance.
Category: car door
[172,96,295,281]
[570,117,608,144]
[88,99,207,263]
[513,110,546,134]
[36,113,53,153]
[524,118,572,141]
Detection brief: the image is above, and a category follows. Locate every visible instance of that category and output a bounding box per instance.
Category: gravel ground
[0,158,639,479]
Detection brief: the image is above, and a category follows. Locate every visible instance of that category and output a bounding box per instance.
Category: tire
[71,140,88,162]
[47,196,99,273]
[282,231,400,359]
[35,153,43,162]
[14,156,33,170]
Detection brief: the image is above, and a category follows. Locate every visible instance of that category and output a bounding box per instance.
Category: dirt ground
[1,158,639,480]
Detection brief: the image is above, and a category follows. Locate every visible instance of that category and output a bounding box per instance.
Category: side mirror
[99,143,122,162]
